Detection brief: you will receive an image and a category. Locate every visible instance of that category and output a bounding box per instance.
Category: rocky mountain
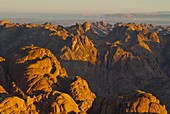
[0,19,169,113]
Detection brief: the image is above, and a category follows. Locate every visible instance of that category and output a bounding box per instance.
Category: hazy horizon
[0,0,170,26]
[0,0,170,14]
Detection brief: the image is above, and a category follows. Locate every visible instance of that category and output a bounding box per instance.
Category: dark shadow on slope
[60,59,169,113]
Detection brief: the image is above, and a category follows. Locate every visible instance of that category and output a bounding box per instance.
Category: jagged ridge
[0,19,169,113]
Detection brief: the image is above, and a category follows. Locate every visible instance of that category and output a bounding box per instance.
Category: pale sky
[0,0,170,14]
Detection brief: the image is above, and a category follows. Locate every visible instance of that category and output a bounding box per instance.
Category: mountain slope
[0,19,169,113]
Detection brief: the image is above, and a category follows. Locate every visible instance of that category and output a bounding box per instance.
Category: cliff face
[0,20,169,113]
[0,46,96,113]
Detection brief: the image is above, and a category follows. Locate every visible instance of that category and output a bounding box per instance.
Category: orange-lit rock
[0,19,11,26]
[60,35,98,64]
[0,57,5,62]
[70,76,96,112]
[90,90,167,114]
[0,85,38,114]
[0,21,169,113]
[8,45,67,95]
[82,21,91,32]
[49,91,80,114]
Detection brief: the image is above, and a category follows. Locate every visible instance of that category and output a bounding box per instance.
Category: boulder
[70,76,96,112]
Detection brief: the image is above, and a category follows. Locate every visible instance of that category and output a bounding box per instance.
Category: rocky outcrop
[0,45,96,113]
[151,80,170,113]
[0,21,169,113]
[125,90,167,114]
[49,91,80,114]
[0,19,11,26]
[8,45,67,96]
[82,21,91,32]
[90,90,167,114]
[60,35,98,64]
[70,76,96,112]
[0,85,38,114]
[0,57,5,62]
[91,21,113,37]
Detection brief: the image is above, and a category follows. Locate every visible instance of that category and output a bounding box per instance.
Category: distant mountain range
[104,12,170,18]
[0,11,170,26]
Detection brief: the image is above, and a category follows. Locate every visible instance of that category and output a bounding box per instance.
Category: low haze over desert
[0,0,169,114]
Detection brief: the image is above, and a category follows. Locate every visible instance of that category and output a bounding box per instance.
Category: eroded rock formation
[90,90,167,114]
[0,46,96,113]
[0,20,169,113]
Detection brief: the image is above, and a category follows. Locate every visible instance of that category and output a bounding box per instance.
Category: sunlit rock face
[125,90,167,114]
[0,21,169,113]
[60,35,98,64]
[82,21,91,32]
[0,19,11,26]
[7,45,67,95]
[0,84,38,114]
[70,76,96,112]
[0,46,96,113]
[89,90,167,114]
[91,21,113,37]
